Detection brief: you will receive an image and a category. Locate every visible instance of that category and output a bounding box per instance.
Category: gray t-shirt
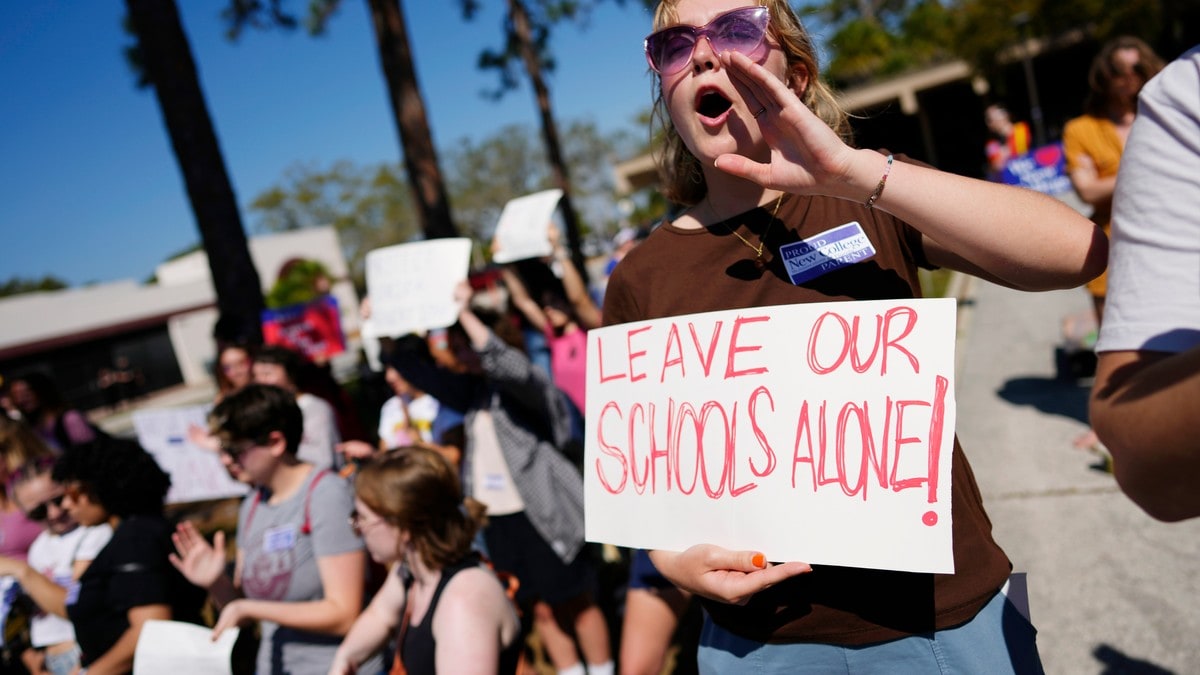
[237,467,361,675]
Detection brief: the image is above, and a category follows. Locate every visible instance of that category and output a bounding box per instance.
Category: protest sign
[585,297,957,573]
[365,238,472,338]
[134,620,239,675]
[132,406,249,504]
[994,143,1073,195]
[261,294,346,361]
[491,189,562,263]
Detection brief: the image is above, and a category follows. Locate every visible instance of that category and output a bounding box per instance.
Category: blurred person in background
[7,373,98,453]
[170,383,377,675]
[388,282,613,675]
[53,436,205,674]
[329,446,522,674]
[1063,35,1165,454]
[1,454,112,675]
[253,346,343,471]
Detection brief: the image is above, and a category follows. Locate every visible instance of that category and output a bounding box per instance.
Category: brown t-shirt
[602,191,1012,645]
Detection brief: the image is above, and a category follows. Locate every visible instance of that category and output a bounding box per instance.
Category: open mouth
[696,90,732,120]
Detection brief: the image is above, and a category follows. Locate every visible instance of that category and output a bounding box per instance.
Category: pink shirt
[546,326,588,414]
[0,508,44,562]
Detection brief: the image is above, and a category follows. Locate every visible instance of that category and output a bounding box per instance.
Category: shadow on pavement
[1093,643,1176,674]
[995,376,1091,426]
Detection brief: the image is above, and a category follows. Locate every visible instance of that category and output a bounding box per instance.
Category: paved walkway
[954,277,1200,673]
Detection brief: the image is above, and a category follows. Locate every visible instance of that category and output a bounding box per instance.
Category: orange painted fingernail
[752,553,766,568]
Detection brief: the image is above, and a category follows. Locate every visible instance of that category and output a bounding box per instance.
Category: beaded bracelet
[865,154,894,209]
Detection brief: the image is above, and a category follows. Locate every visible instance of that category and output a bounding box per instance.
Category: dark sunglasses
[26,493,66,522]
[644,6,771,76]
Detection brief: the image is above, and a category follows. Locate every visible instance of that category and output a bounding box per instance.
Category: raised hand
[169,520,227,590]
[649,544,811,606]
[716,50,861,200]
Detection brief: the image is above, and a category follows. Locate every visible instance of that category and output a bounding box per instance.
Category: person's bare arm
[1090,348,1200,521]
[329,564,408,675]
[548,226,603,329]
[82,603,172,675]
[0,557,69,618]
[499,266,549,331]
[1068,153,1118,207]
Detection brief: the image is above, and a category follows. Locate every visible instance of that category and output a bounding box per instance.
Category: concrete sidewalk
[953,278,1200,673]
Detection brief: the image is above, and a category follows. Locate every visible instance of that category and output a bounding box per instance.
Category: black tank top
[400,554,521,675]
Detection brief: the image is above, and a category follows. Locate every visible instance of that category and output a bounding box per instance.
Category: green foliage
[264,258,331,308]
[248,160,419,288]
[0,276,69,298]
[814,0,1183,86]
[248,118,637,278]
[818,0,958,85]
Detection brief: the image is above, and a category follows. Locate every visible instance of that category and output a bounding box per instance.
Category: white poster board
[134,620,239,675]
[365,238,473,337]
[585,297,958,574]
[132,407,249,505]
[491,189,562,263]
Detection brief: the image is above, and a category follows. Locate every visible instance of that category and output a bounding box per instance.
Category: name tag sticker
[263,525,298,553]
[484,473,507,491]
[780,221,877,285]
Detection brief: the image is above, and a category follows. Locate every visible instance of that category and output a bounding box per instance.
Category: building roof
[1,227,352,361]
[0,279,214,360]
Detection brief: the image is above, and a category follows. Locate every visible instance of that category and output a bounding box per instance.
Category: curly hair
[208,383,304,456]
[649,0,852,205]
[354,446,485,570]
[51,435,170,518]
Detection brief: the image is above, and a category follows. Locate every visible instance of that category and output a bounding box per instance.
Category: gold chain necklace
[709,192,785,268]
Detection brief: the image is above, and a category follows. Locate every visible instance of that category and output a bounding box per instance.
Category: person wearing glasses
[50,436,205,675]
[603,1,1106,671]
[169,383,378,675]
[386,283,613,675]
[329,446,522,674]
[0,454,112,675]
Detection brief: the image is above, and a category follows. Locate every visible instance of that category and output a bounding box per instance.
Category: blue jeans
[44,644,82,675]
[697,590,1043,674]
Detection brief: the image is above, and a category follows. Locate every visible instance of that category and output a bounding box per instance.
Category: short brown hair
[354,446,485,569]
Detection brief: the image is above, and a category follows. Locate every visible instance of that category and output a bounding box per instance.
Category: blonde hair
[650,0,851,205]
[0,417,55,482]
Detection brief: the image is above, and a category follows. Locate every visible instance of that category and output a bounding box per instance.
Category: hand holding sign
[365,238,472,338]
[649,546,812,605]
[491,189,563,263]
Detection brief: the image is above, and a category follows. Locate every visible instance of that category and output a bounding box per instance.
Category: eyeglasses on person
[348,508,385,536]
[25,493,66,522]
[644,6,771,76]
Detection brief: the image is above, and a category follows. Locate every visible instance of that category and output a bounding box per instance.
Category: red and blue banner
[262,294,346,362]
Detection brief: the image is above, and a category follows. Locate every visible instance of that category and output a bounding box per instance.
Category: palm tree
[465,0,595,281]
[361,0,458,239]
[125,0,265,345]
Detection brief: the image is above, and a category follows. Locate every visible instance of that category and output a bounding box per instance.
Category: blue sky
[0,1,658,287]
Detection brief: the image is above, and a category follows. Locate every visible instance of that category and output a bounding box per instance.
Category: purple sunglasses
[644,6,771,76]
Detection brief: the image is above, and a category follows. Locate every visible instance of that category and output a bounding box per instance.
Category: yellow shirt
[1063,114,1124,296]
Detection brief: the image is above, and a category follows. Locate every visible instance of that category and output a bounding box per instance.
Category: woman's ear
[790,63,810,99]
